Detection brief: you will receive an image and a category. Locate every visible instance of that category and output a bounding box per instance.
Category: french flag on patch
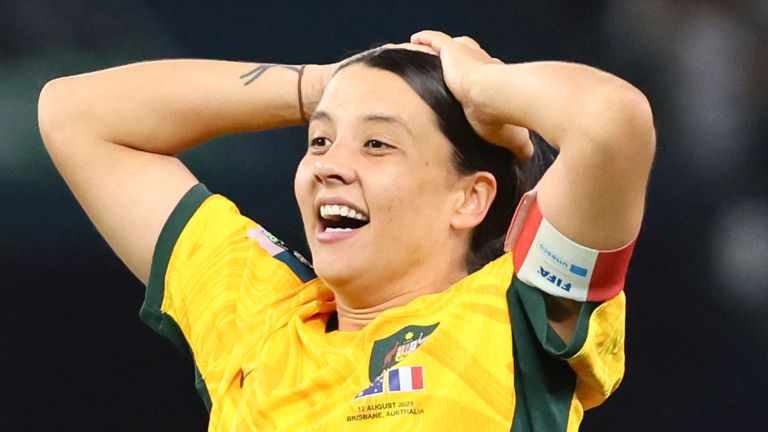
[388,366,424,392]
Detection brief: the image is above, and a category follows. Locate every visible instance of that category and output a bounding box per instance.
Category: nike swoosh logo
[239,369,253,388]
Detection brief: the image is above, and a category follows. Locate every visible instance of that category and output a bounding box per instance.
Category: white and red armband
[504,190,636,302]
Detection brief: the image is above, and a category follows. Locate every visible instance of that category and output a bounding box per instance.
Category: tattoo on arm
[240,64,300,86]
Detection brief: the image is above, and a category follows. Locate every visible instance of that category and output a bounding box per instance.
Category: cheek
[375,165,453,228]
[411,158,455,196]
[294,158,315,216]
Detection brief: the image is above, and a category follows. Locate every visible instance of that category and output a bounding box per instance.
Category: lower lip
[316,227,363,243]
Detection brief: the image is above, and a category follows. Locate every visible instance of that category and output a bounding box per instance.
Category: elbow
[38,77,73,150]
[611,83,655,146]
[591,82,657,164]
[39,74,98,158]
[623,86,656,166]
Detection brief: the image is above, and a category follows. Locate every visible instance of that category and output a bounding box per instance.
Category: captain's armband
[504,190,636,302]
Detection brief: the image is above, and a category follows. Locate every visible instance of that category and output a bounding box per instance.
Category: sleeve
[504,189,631,430]
[139,183,315,409]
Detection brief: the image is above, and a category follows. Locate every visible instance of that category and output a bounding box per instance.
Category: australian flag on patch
[354,375,385,400]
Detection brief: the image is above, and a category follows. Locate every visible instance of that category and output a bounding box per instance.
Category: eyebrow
[311,110,413,136]
[310,110,333,123]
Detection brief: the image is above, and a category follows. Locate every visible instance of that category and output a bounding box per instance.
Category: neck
[331,267,468,331]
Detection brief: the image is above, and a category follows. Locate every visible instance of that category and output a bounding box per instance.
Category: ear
[450,172,497,230]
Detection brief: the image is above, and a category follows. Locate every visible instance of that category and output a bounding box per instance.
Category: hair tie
[297,64,308,123]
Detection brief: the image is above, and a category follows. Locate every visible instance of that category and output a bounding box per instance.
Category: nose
[313,155,356,186]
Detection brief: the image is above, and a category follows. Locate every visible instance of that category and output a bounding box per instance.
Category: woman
[38,30,655,430]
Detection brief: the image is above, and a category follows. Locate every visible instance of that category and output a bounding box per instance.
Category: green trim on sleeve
[507,276,600,431]
[515,278,599,359]
[139,183,213,412]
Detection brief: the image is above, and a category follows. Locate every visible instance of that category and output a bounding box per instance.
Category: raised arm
[38,60,334,283]
[412,31,655,247]
[466,63,654,250]
[412,31,655,338]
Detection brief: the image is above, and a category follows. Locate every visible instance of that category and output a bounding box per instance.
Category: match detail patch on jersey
[504,190,635,302]
[353,323,438,400]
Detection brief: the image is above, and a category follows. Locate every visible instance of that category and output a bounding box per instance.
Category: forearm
[466,61,654,156]
[39,59,325,155]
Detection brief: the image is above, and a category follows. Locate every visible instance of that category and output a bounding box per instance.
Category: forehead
[315,64,437,130]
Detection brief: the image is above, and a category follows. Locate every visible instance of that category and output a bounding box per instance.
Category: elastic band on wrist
[297,64,308,123]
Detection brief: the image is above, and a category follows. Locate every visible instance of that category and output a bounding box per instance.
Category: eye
[364,139,393,151]
[309,137,332,152]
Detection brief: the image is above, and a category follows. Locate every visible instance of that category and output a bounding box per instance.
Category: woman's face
[294,63,470,298]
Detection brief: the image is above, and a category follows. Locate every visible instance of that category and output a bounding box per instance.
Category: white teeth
[319,204,369,221]
[325,227,353,232]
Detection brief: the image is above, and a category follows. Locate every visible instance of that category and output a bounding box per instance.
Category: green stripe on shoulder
[507,276,599,431]
[139,183,213,412]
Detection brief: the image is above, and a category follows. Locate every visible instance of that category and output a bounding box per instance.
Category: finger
[382,42,439,56]
[498,125,534,160]
[452,36,481,50]
[478,123,533,160]
[452,35,502,64]
[410,30,454,53]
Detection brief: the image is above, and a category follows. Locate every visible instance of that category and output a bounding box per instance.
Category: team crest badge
[353,323,438,400]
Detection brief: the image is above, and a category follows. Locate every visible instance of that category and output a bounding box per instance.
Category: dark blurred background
[2,0,767,430]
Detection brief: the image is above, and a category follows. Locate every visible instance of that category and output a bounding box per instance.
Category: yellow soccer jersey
[140,184,627,431]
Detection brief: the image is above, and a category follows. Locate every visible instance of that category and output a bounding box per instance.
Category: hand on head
[409,30,533,160]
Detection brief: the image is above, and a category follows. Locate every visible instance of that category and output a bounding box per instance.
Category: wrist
[300,63,336,120]
[461,63,503,125]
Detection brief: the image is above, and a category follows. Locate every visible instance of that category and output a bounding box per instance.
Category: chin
[311,255,360,288]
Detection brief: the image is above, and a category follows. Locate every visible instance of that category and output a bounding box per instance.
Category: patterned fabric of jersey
[140,184,626,431]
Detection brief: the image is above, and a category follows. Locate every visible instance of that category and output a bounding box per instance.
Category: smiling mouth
[318,204,370,233]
